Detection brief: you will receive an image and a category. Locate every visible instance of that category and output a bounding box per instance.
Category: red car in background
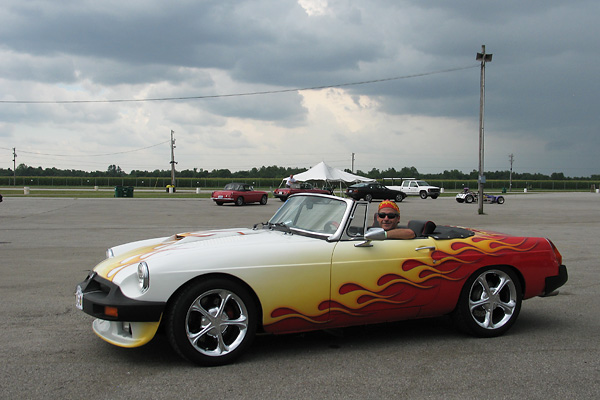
[211,183,268,206]
[273,182,333,201]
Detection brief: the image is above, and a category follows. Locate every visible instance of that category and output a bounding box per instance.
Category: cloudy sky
[1,0,598,177]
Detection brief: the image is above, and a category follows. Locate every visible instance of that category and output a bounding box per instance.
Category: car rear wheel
[452,267,522,337]
[465,194,474,203]
[235,197,244,206]
[497,196,505,204]
[165,278,257,366]
[260,195,268,205]
[364,194,373,202]
[419,191,428,199]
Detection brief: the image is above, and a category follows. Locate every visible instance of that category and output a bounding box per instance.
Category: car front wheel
[395,193,404,202]
[452,267,522,338]
[465,194,474,203]
[497,196,505,204]
[364,194,373,202]
[260,195,268,205]
[235,197,244,206]
[165,279,257,366]
[419,191,428,199]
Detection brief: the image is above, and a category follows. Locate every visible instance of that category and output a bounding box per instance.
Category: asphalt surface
[1,192,598,399]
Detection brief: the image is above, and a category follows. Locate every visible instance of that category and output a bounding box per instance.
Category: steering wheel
[323,220,340,234]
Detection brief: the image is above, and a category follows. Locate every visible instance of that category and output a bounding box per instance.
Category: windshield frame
[267,194,355,240]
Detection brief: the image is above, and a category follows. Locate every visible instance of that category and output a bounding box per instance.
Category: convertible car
[76,193,567,366]
[273,182,333,201]
[211,183,268,206]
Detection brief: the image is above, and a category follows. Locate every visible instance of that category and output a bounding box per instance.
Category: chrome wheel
[185,289,249,357]
[453,267,522,337]
[167,279,256,366]
[469,270,518,330]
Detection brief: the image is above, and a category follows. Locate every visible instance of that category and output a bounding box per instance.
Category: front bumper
[211,197,235,203]
[76,272,164,322]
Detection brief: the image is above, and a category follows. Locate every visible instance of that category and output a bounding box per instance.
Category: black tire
[215,201,224,206]
[497,196,505,205]
[165,278,257,366]
[452,267,522,338]
[395,193,404,202]
[260,195,268,205]
[465,194,474,203]
[235,197,244,206]
[279,196,287,202]
[456,198,464,203]
[419,191,428,199]
[431,195,439,199]
[364,194,373,202]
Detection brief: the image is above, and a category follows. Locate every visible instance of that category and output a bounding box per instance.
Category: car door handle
[415,246,435,251]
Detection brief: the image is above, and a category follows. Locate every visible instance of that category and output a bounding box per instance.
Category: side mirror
[355,228,386,247]
[365,228,386,241]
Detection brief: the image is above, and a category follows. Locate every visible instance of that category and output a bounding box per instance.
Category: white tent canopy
[290,161,375,183]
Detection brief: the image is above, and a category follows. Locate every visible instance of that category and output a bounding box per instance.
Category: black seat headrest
[408,220,437,237]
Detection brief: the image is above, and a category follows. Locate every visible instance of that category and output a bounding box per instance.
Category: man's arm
[385,228,415,239]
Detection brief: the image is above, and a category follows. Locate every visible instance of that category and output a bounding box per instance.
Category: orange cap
[378,200,399,212]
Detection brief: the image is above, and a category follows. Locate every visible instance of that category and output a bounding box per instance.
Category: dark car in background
[345,182,406,202]
[211,183,268,206]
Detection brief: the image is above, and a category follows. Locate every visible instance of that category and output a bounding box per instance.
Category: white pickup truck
[388,179,440,199]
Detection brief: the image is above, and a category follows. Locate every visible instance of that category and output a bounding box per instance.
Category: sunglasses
[378,212,399,219]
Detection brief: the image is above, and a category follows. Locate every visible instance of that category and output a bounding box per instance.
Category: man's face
[377,207,400,231]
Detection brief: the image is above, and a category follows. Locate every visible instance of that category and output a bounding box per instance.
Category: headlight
[137,262,150,293]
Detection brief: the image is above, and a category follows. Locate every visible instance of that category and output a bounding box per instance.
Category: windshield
[268,196,348,235]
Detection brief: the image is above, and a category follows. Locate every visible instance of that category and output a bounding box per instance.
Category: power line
[11,140,170,158]
[0,65,477,105]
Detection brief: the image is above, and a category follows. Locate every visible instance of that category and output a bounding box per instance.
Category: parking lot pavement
[0,193,599,399]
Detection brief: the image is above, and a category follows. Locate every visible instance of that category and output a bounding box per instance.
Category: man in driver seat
[376,200,415,239]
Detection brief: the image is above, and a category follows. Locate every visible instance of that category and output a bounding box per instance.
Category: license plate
[75,285,83,310]
[218,195,223,198]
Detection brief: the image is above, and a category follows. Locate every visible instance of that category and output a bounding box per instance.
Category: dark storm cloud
[0,0,598,176]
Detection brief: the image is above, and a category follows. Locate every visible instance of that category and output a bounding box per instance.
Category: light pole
[477,45,492,215]
[170,130,177,188]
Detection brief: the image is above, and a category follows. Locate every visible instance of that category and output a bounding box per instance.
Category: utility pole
[170,130,177,188]
[477,45,492,215]
[509,153,514,192]
[351,153,355,173]
[12,148,17,186]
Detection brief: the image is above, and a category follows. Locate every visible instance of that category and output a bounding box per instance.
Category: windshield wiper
[253,222,292,233]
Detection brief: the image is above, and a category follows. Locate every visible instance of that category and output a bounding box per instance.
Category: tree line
[1,163,597,181]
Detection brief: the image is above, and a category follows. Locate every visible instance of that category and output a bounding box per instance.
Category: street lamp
[476,45,492,215]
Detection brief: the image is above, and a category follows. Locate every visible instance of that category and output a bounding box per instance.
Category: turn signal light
[104,306,119,317]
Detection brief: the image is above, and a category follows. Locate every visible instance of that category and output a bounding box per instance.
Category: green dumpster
[114,186,134,197]
[502,187,507,193]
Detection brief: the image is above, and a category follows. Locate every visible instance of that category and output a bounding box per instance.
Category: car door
[329,238,441,327]
[373,184,387,199]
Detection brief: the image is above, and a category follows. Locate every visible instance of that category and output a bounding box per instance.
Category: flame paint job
[263,229,555,333]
